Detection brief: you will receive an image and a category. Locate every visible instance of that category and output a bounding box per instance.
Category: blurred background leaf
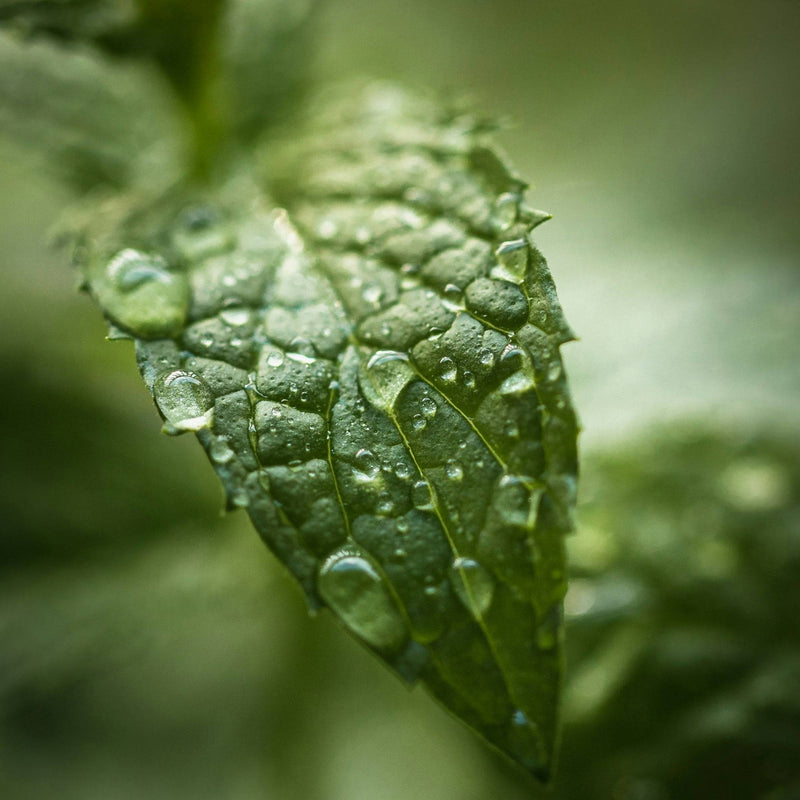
[0,0,798,797]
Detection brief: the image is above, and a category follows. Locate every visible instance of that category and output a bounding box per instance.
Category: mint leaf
[77,85,578,780]
[0,30,185,188]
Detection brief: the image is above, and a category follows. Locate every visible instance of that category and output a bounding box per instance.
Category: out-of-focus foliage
[552,429,800,800]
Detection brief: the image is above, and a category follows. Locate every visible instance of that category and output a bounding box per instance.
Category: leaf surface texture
[79,85,579,778]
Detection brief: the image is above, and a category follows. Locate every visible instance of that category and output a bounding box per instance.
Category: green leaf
[76,84,579,780]
[0,30,186,188]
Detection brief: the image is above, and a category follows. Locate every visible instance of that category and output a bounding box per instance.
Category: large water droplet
[108,249,172,292]
[494,238,528,283]
[317,550,408,650]
[353,448,380,481]
[493,192,519,231]
[154,369,214,434]
[450,557,495,618]
[411,479,434,511]
[98,249,189,339]
[438,356,457,383]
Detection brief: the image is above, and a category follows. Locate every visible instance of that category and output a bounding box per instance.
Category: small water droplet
[412,414,427,432]
[230,487,250,508]
[219,307,251,327]
[377,497,395,516]
[395,462,412,480]
[317,550,408,650]
[209,438,234,464]
[411,480,434,510]
[362,284,383,304]
[547,360,562,382]
[420,396,437,418]
[199,334,214,348]
[317,219,338,240]
[438,356,457,383]
[353,448,380,481]
[462,370,476,389]
[508,710,546,775]
[450,557,495,618]
[479,348,495,367]
[445,460,464,481]
[442,283,464,311]
[396,517,409,533]
[154,370,214,434]
[367,349,409,369]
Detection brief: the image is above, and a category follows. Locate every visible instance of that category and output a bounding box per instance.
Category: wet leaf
[76,84,579,780]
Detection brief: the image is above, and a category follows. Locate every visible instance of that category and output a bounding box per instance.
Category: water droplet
[317,219,338,240]
[377,497,395,516]
[508,710,546,775]
[154,369,214,434]
[493,192,519,231]
[367,350,409,369]
[479,348,495,367]
[494,238,528,283]
[362,284,383,304]
[355,226,371,245]
[396,517,409,533]
[395,462,412,480]
[450,557,495,618]
[286,351,317,365]
[442,283,464,311]
[411,480,434,510]
[317,551,408,650]
[401,263,420,276]
[547,360,562,382]
[420,396,437,418]
[219,307,251,327]
[289,336,315,358]
[438,356,457,383]
[445,460,464,481]
[412,414,427,432]
[209,438,234,464]
[199,334,214,348]
[100,249,188,338]
[230,487,250,508]
[392,547,407,562]
[462,370,476,389]
[107,249,172,293]
[353,448,380,481]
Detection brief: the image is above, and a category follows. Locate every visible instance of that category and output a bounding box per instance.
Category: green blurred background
[1,1,798,798]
